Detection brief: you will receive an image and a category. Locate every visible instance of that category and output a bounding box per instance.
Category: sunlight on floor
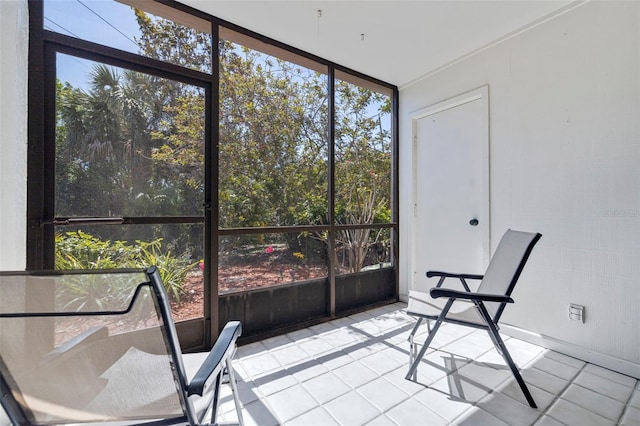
[214,303,639,426]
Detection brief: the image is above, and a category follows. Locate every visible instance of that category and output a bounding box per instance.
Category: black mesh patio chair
[0,267,244,425]
[405,229,542,408]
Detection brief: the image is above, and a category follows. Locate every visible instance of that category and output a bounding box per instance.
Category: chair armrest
[429,287,514,303]
[426,271,484,280]
[187,321,242,397]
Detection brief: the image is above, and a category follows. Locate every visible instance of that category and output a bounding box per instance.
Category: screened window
[218,232,328,293]
[44,0,212,73]
[218,28,329,229]
[46,3,210,323]
[334,72,393,274]
[55,55,205,218]
[30,0,398,344]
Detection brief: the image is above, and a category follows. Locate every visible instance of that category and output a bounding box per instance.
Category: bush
[55,231,196,303]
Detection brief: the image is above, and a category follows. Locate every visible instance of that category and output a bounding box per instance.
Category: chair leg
[408,317,423,366]
[226,358,245,426]
[485,322,537,408]
[209,373,222,425]
[405,300,453,381]
[485,325,504,357]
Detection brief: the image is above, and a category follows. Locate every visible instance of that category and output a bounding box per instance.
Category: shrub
[55,231,196,303]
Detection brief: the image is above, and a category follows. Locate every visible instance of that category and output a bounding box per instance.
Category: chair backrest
[477,230,542,322]
[0,268,193,425]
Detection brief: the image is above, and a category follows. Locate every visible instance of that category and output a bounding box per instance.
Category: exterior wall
[0,0,28,271]
[399,1,640,375]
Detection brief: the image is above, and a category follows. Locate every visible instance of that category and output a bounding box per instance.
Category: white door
[412,87,489,292]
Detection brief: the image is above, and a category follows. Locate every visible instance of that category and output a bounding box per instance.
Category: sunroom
[1,1,638,425]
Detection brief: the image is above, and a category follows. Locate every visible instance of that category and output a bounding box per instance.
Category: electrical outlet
[569,304,585,323]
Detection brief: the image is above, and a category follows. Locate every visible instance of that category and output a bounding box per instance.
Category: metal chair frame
[0,267,244,426]
[405,231,542,408]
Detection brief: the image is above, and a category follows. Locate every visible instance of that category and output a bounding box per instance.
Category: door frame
[28,32,214,350]
[410,86,490,289]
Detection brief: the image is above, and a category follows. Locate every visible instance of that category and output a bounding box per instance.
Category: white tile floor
[217,303,640,426]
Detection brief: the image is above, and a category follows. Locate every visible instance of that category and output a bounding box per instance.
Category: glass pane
[334,74,392,229]
[335,226,392,275]
[218,232,328,294]
[44,0,212,74]
[219,28,329,228]
[54,223,204,321]
[55,54,205,218]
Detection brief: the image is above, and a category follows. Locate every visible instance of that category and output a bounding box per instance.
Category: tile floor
[217,303,639,426]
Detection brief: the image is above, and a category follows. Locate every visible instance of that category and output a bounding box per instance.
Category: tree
[333,81,392,272]
[218,44,329,230]
[55,7,392,274]
[56,64,161,218]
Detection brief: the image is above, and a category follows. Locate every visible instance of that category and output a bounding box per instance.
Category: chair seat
[0,268,245,425]
[85,347,183,420]
[404,230,542,409]
[407,289,485,326]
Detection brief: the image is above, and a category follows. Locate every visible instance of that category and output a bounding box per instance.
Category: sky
[44,0,142,89]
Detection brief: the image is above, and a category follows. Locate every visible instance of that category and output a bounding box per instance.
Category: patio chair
[405,229,542,408]
[0,267,244,425]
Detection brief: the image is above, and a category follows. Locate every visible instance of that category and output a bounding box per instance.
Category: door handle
[469,219,479,226]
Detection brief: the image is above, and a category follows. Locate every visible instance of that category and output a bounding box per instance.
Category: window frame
[27,0,399,347]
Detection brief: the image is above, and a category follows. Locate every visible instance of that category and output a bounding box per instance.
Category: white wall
[399,1,640,376]
[0,0,28,271]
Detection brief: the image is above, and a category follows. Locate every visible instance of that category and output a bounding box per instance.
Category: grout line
[234,306,637,426]
[538,361,588,426]
[614,376,638,425]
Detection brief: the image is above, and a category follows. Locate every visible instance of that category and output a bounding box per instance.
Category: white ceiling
[181,0,574,89]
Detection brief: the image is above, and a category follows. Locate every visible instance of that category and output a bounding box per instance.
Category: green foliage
[55,231,196,303]
[218,44,331,229]
[55,272,140,313]
[55,231,130,270]
[134,9,212,73]
[54,7,393,277]
[134,240,196,303]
